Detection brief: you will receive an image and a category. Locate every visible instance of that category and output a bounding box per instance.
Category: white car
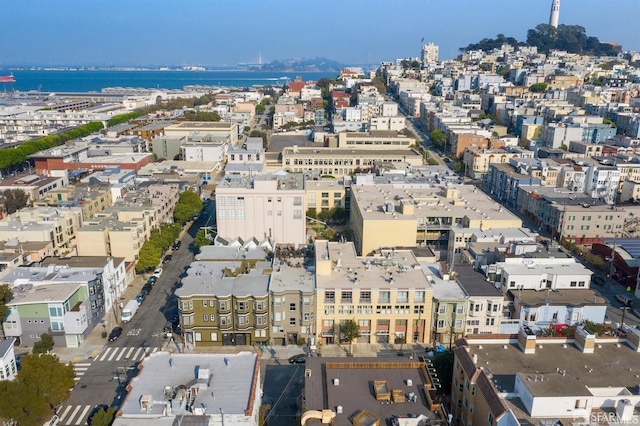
[153,268,163,278]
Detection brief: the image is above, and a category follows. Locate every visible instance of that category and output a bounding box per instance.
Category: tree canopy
[33,333,55,354]
[182,110,221,122]
[0,353,75,426]
[339,319,361,355]
[193,228,213,249]
[429,129,448,151]
[173,190,204,224]
[135,223,182,273]
[0,188,30,214]
[460,24,620,56]
[529,82,548,93]
[0,284,13,327]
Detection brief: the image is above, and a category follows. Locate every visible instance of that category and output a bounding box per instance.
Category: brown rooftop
[304,358,445,426]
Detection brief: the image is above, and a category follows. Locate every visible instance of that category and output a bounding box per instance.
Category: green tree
[182,111,221,121]
[173,190,204,224]
[429,129,447,151]
[135,242,163,273]
[107,112,141,127]
[0,353,76,425]
[340,319,361,355]
[0,284,13,328]
[33,333,55,354]
[529,82,548,93]
[255,104,266,114]
[91,407,116,426]
[0,188,29,214]
[0,379,51,426]
[193,229,212,248]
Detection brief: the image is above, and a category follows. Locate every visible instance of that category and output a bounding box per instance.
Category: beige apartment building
[337,130,414,149]
[0,206,83,256]
[76,206,157,262]
[314,240,434,346]
[462,148,521,180]
[163,121,239,146]
[40,183,113,220]
[350,178,522,256]
[281,146,423,176]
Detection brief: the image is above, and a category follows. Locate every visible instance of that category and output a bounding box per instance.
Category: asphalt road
[56,201,218,425]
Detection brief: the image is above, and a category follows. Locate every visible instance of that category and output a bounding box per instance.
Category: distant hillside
[461,24,620,56]
[259,57,344,72]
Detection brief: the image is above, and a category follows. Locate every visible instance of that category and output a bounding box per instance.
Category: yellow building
[337,130,414,149]
[462,148,522,180]
[314,240,434,346]
[76,206,157,262]
[41,183,113,220]
[305,177,347,214]
[350,177,523,256]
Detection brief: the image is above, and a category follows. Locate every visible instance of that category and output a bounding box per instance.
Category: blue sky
[1,0,638,67]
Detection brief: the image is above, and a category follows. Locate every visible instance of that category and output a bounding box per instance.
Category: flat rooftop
[8,282,82,305]
[120,352,258,417]
[463,340,640,397]
[511,288,605,307]
[315,241,433,291]
[78,153,152,164]
[455,265,503,297]
[39,256,125,269]
[351,182,522,224]
[176,259,271,298]
[304,357,441,426]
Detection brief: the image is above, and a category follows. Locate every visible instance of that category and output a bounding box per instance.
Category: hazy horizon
[2,0,639,67]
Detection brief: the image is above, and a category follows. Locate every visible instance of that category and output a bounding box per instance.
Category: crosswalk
[72,363,91,381]
[55,404,93,425]
[94,346,158,363]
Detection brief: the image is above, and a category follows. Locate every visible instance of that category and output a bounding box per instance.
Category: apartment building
[0,174,68,202]
[280,146,423,176]
[429,264,468,346]
[39,182,113,220]
[0,206,83,256]
[76,205,157,262]
[224,137,265,177]
[486,163,542,208]
[163,121,239,146]
[176,246,270,347]
[314,240,434,346]
[1,257,125,347]
[269,246,315,346]
[305,177,348,214]
[215,172,306,245]
[336,130,414,149]
[516,185,632,245]
[461,148,522,180]
[452,332,640,425]
[455,266,504,335]
[350,176,522,256]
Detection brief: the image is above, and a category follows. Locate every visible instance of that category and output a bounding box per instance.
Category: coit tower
[549,0,560,29]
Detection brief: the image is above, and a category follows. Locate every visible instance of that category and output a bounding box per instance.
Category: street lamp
[621,306,629,328]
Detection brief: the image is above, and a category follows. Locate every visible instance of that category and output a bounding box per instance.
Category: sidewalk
[53,275,148,364]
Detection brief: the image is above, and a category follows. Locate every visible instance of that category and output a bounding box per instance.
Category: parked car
[171,314,180,328]
[616,294,634,307]
[172,240,182,250]
[162,254,173,264]
[108,327,123,342]
[87,404,109,425]
[288,354,307,364]
[141,283,153,295]
[147,276,157,286]
[153,268,163,278]
[136,292,146,304]
[163,321,174,338]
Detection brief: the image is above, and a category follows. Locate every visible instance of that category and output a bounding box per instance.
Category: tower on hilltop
[549,0,560,29]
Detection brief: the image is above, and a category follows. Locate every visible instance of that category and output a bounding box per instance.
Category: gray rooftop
[119,351,259,417]
[0,338,16,358]
[456,265,503,297]
[466,341,640,397]
[177,259,271,298]
[8,282,82,305]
